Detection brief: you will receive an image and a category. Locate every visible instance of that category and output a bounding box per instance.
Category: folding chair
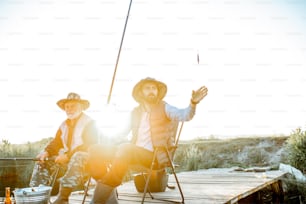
[139,121,185,204]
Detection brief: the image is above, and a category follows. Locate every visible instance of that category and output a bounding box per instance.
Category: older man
[29,92,99,204]
[91,77,208,203]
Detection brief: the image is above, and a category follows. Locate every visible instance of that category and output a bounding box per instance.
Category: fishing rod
[0,157,53,161]
[107,0,133,104]
[82,4,134,202]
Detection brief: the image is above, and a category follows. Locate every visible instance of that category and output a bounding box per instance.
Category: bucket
[134,170,169,193]
[13,186,52,204]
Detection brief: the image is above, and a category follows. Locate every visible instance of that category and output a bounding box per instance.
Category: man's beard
[67,111,82,119]
[144,94,158,104]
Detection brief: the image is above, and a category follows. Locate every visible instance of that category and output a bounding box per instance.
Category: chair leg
[49,165,60,204]
[82,176,91,204]
[141,148,185,204]
[166,149,184,204]
[169,165,184,203]
[140,173,153,199]
[141,151,158,204]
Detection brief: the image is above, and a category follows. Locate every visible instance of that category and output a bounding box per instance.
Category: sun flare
[96,104,131,143]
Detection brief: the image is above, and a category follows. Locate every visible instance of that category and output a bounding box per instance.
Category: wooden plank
[51,168,286,204]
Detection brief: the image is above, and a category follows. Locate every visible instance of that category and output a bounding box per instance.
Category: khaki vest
[131,102,179,165]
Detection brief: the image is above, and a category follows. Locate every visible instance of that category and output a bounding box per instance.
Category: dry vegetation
[174,136,288,172]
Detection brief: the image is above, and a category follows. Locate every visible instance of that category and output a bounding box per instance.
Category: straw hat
[132,77,167,103]
[57,92,90,110]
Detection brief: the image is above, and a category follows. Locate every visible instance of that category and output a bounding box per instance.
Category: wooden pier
[56,168,286,204]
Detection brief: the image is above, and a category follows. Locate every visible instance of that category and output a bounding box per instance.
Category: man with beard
[90,77,208,203]
[29,92,99,204]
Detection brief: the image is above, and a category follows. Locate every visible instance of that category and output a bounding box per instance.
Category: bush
[282,127,306,202]
[285,127,306,174]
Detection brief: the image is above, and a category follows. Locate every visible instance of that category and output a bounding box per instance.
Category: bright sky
[0,0,306,144]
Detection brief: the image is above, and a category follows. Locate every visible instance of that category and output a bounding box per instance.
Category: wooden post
[271,180,284,203]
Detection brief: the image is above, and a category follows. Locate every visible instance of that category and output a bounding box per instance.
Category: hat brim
[57,99,90,110]
[132,78,167,103]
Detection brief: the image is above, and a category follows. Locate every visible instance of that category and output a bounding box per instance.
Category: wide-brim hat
[132,77,167,103]
[57,92,90,110]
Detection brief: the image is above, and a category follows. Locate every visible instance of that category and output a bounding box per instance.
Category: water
[0,160,34,197]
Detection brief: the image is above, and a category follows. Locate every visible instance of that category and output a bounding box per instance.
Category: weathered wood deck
[53,168,286,204]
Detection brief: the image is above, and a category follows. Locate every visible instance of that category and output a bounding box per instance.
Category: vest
[59,113,92,153]
[131,102,179,165]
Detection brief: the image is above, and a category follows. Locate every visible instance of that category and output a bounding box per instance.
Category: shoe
[52,186,72,204]
[91,182,118,204]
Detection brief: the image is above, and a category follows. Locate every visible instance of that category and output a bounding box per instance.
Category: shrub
[282,127,306,202]
[285,127,306,174]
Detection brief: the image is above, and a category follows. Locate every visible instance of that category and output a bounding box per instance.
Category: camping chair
[137,121,185,204]
[82,122,185,204]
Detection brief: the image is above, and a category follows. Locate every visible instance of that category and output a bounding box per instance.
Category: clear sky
[0,0,306,144]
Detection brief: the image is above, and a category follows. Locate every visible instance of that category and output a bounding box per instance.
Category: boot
[105,188,118,204]
[52,186,73,204]
[91,182,118,204]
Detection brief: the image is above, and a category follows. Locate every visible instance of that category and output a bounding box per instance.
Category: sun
[95,103,131,143]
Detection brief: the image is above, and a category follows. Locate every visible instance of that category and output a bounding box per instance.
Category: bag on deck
[134,169,169,192]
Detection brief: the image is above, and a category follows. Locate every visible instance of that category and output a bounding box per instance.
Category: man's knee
[89,144,117,162]
[88,144,117,180]
[115,143,136,159]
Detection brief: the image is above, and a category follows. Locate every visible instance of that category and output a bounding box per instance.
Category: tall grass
[184,144,200,171]
[174,136,288,172]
